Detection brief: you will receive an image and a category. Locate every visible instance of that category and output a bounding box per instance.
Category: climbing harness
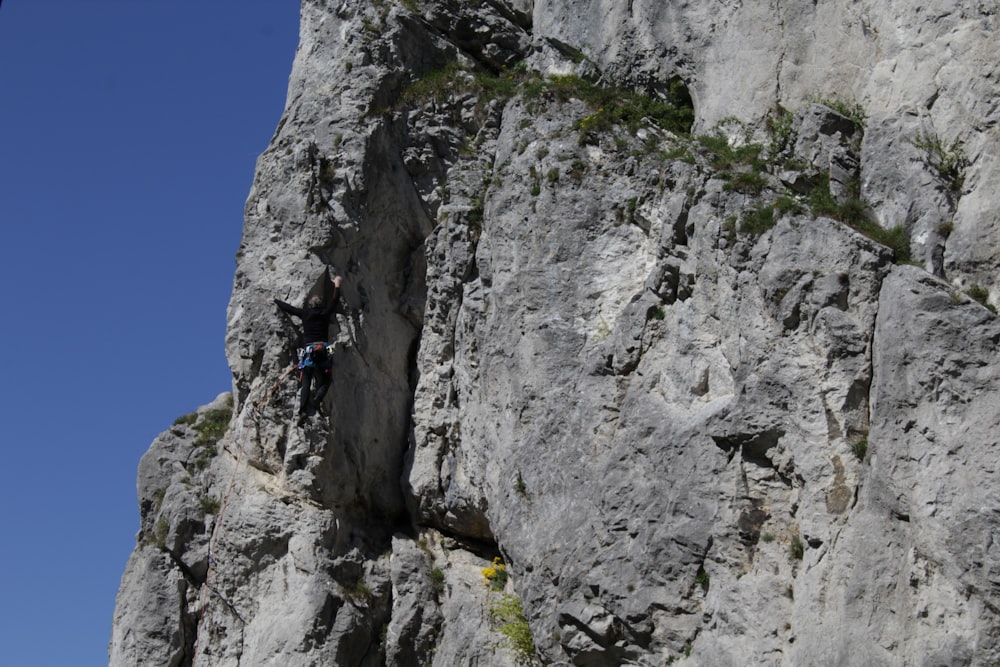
[190,363,297,665]
[298,342,333,370]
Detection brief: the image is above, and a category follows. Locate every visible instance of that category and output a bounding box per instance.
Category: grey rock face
[112,0,1000,665]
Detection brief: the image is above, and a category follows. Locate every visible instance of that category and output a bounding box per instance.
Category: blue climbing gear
[298,342,333,370]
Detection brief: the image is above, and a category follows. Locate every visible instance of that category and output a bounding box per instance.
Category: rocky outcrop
[111,0,1000,665]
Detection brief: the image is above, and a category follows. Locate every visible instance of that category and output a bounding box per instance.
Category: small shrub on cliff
[482,557,508,591]
[908,131,967,193]
[804,177,912,262]
[774,196,804,216]
[489,593,536,664]
[342,577,374,604]
[858,221,911,263]
[811,95,866,129]
[765,105,795,156]
[966,285,997,313]
[573,78,695,144]
[514,471,527,495]
[725,169,768,195]
[850,437,868,462]
[199,495,221,516]
[806,176,840,219]
[173,412,197,426]
[193,445,217,471]
[695,567,710,592]
[696,132,764,171]
[151,487,166,512]
[399,62,474,106]
[193,398,233,446]
[430,567,446,595]
[153,516,169,550]
[789,535,805,561]
[741,205,776,236]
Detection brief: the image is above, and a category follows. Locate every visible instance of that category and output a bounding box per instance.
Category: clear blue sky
[0,2,300,664]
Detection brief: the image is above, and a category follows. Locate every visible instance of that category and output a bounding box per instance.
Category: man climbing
[274,274,343,425]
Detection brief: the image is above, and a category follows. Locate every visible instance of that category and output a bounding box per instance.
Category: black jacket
[275,299,337,344]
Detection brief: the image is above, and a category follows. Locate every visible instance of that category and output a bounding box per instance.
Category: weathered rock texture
[111,1,1000,665]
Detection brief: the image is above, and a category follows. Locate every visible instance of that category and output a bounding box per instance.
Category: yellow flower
[483,557,508,587]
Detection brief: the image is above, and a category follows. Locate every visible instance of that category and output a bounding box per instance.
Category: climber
[274,274,343,425]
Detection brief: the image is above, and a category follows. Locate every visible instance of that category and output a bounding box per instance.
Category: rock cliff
[111,1,1000,665]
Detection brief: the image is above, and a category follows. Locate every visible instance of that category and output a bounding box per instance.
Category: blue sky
[0,2,300,664]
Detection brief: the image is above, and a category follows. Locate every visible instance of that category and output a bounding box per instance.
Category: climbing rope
[190,363,297,665]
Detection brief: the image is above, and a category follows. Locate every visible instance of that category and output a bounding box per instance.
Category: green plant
[646,305,665,321]
[515,471,527,495]
[806,176,841,219]
[546,167,559,184]
[399,60,533,113]
[725,170,768,195]
[765,105,795,156]
[401,64,693,150]
[836,197,870,229]
[489,593,536,664]
[568,75,695,144]
[722,215,738,245]
[569,159,587,181]
[361,15,379,36]
[173,412,197,426]
[482,557,508,591]
[804,176,911,262]
[528,165,541,197]
[695,568,710,592]
[859,222,911,263]
[761,532,775,543]
[430,567,446,594]
[696,129,766,171]
[812,95,866,129]
[343,577,374,603]
[625,196,639,223]
[741,205,776,236]
[151,487,166,512]
[399,62,470,105]
[790,535,805,561]
[966,285,997,313]
[153,516,169,549]
[467,185,486,229]
[193,444,218,471]
[199,495,221,516]
[909,132,967,192]
[774,196,804,216]
[851,437,868,462]
[193,399,232,446]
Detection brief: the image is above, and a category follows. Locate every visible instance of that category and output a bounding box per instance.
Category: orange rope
[190,363,297,665]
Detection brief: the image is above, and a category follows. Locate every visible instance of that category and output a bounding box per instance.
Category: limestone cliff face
[111,1,1000,665]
